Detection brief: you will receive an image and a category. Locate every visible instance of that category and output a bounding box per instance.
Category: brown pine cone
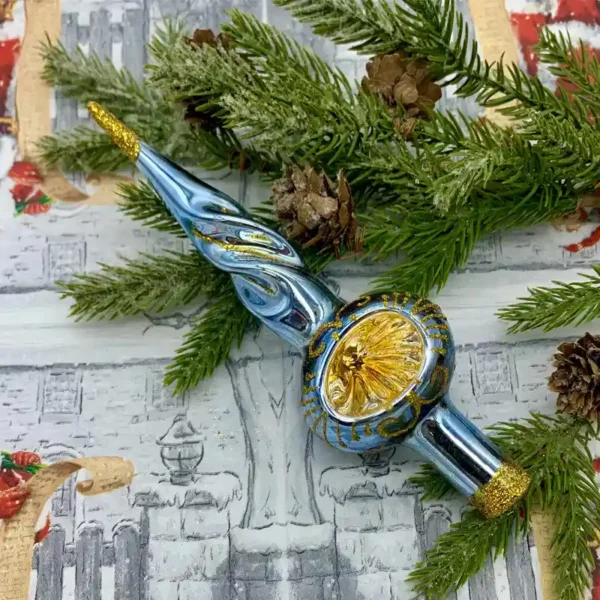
[272,166,361,257]
[183,29,232,128]
[549,333,600,419]
[362,51,442,139]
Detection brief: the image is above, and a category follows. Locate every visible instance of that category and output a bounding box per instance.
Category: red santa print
[0,35,54,215]
[9,161,53,215]
[0,37,19,136]
[0,451,50,544]
[509,0,600,251]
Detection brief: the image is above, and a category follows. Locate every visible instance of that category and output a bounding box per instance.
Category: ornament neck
[405,397,530,518]
[136,144,342,348]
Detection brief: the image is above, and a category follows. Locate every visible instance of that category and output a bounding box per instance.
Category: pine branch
[41,37,160,116]
[273,0,411,55]
[409,508,525,598]
[38,126,128,173]
[490,415,598,600]
[117,181,185,237]
[58,251,228,321]
[278,0,581,123]
[409,414,599,600]
[40,32,210,167]
[409,463,458,501]
[536,28,600,118]
[497,266,600,333]
[163,290,257,394]
[148,13,396,177]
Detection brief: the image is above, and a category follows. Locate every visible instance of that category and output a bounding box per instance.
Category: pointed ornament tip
[87,101,140,161]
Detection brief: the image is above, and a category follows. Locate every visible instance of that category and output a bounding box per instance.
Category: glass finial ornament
[89,102,530,519]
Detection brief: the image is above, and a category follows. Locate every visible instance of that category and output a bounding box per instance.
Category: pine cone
[183,29,232,128]
[549,333,600,419]
[272,166,361,256]
[362,51,442,138]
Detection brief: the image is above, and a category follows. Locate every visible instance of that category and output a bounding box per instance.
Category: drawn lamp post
[133,413,242,600]
[157,413,204,485]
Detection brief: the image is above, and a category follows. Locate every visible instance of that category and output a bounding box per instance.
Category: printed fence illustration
[31,521,145,600]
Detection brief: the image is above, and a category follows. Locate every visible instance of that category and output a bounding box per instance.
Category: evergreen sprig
[163,290,258,394]
[498,266,600,333]
[117,181,185,237]
[148,11,397,177]
[38,125,128,173]
[58,251,228,321]
[272,0,413,55]
[275,0,577,122]
[40,0,600,399]
[409,414,599,600]
[409,508,525,598]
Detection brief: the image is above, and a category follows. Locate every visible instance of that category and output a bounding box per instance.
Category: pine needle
[38,126,127,173]
[163,290,258,394]
[498,266,600,333]
[58,251,228,321]
[409,414,600,600]
[117,181,185,237]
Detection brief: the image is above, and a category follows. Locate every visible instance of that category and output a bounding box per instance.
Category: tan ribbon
[17,0,130,205]
[466,0,520,126]
[464,0,555,595]
[0,457,135,600]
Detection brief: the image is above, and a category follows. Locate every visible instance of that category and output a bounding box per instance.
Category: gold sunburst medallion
[324,311,425,419]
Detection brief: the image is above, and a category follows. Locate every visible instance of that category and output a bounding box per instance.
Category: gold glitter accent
[305,372,317,381]
[335,421,347,448]
[324,311,424,419]
[432,347,447,356]
[421,302,441,313]
[422,313,447,321]
[376,391,422,438]
[310,413,325,434]
[410,298,427,314]
[400,295,410,311]
[429,333,449,341]
[356,296,371,308]
[88,102,140,161]
[382,294,390,307]
[471,463,531,519]
[308,342,326,359]
[351,422,360,441]
[350,315,358,322]
[425,323,449,331]
[364,423,372,436]
[303,385,319,394]
[194,230,283,268]
[249,233,272,242]
[304,405,321,418]
[301,397,318,406]
[322,416,333,447]
[308,318,343,359]
[332,332,340,341]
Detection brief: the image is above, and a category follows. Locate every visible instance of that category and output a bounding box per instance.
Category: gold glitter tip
[87,101,140,161]
[471,462,531,519]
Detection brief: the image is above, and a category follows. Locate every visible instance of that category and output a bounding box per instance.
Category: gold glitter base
[470,462,531,519]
